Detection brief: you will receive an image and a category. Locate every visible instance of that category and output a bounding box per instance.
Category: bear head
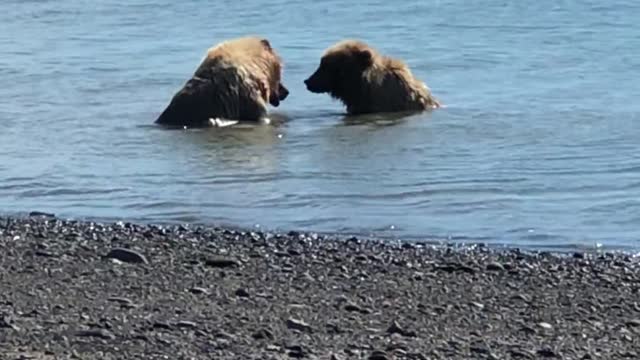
[304,40,375,99]
[255,38,289,107]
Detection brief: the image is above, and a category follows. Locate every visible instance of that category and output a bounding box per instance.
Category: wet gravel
[1,215,640,359]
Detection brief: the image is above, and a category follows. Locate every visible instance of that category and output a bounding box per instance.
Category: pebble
[470,346,490,354]
[286,345,306,358]
[176,320,198,329]
[538,322,553,330]
[28,211,55,218]
[205,257,239,268]
[511,293,530,302]
[251,328,274,340]
[107,297,133,305]
[486,262,505,271]
[286,318,313,333]
[368,350,389,360]
[34,250,58,258]
[75,329,116,340]
[235,288,250,298]
[0,315,18,330]
[470,302,485,310]
[436,263,476,274]
[625,319,640,327]
[537,348,559,358]
[344,302,370,314]
[188,287,209,295]
[104,248,148,264]
[386,321,416,337]
[153,322,172,330]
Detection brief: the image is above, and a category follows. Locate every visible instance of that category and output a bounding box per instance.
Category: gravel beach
[1,214,640,359]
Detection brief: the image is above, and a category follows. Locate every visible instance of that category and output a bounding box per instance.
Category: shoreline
[3,211,632,255]
[2,215,640,359]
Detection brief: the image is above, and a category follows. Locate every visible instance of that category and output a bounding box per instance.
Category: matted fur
[156,36,288,127]
[304,40,440,115]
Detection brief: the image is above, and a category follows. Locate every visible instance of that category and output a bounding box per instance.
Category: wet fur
[156,37,288,127]
[305,40,440,115]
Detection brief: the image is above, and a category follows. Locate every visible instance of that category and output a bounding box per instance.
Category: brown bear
[156,36,289,127]
[304,40,440,115]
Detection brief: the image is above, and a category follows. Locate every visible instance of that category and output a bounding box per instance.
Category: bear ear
[355,49,373,66]
[260,39,273,51]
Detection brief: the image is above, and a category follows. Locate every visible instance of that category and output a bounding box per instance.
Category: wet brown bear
[156,36,289,127]
[304,40,440,115]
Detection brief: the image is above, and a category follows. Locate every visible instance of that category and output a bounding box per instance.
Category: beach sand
[1,215,639,359]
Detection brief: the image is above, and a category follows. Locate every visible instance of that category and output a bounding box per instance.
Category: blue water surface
[1,0,639,250]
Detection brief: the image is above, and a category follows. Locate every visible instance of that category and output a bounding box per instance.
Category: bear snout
[269,83,289,107]
[278,83,289,101]
[304,75,326,93]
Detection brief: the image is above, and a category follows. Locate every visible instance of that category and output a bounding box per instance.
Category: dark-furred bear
[156,36,289,127]
[304,40,440,115]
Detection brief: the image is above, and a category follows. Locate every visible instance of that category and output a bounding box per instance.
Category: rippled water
[2,0,639,250]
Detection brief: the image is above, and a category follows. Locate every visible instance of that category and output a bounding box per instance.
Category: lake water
[1,0,639,251]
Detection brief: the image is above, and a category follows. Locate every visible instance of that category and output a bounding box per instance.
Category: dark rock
[176,320,197,329]
[326,322,342,334]
[251,328,274,340]
[75,329,116,340]
[286,345,307,358]
[0,315,18,330]
[29,211,55,218]
[537,348,559,358]
[520,325,537,335]
[347,236,360,244]
[486,262,505,271]
[235,288,250,298]
[344,302,370,314]
[35,250,58,258]
[104,248,148,264]
[188,287,209,295]
[511,293,531,302]
[470,346,490,354]
[107,297,133,305]
[274,250,290,258]
[368,350,389,360]
[386,321,416,337]
[152,322,172,330]
[286,318,312,333]
[625,319,640,327]
[213,329,235,340]
[205,257,239,268]
[509,349,536,358]
[435,263,476,274]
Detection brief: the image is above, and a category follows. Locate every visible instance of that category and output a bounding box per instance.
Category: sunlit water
[1,0,639,250]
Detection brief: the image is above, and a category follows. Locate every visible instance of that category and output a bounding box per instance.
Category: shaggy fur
[156,36,289,127]
[304,40,440,115]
